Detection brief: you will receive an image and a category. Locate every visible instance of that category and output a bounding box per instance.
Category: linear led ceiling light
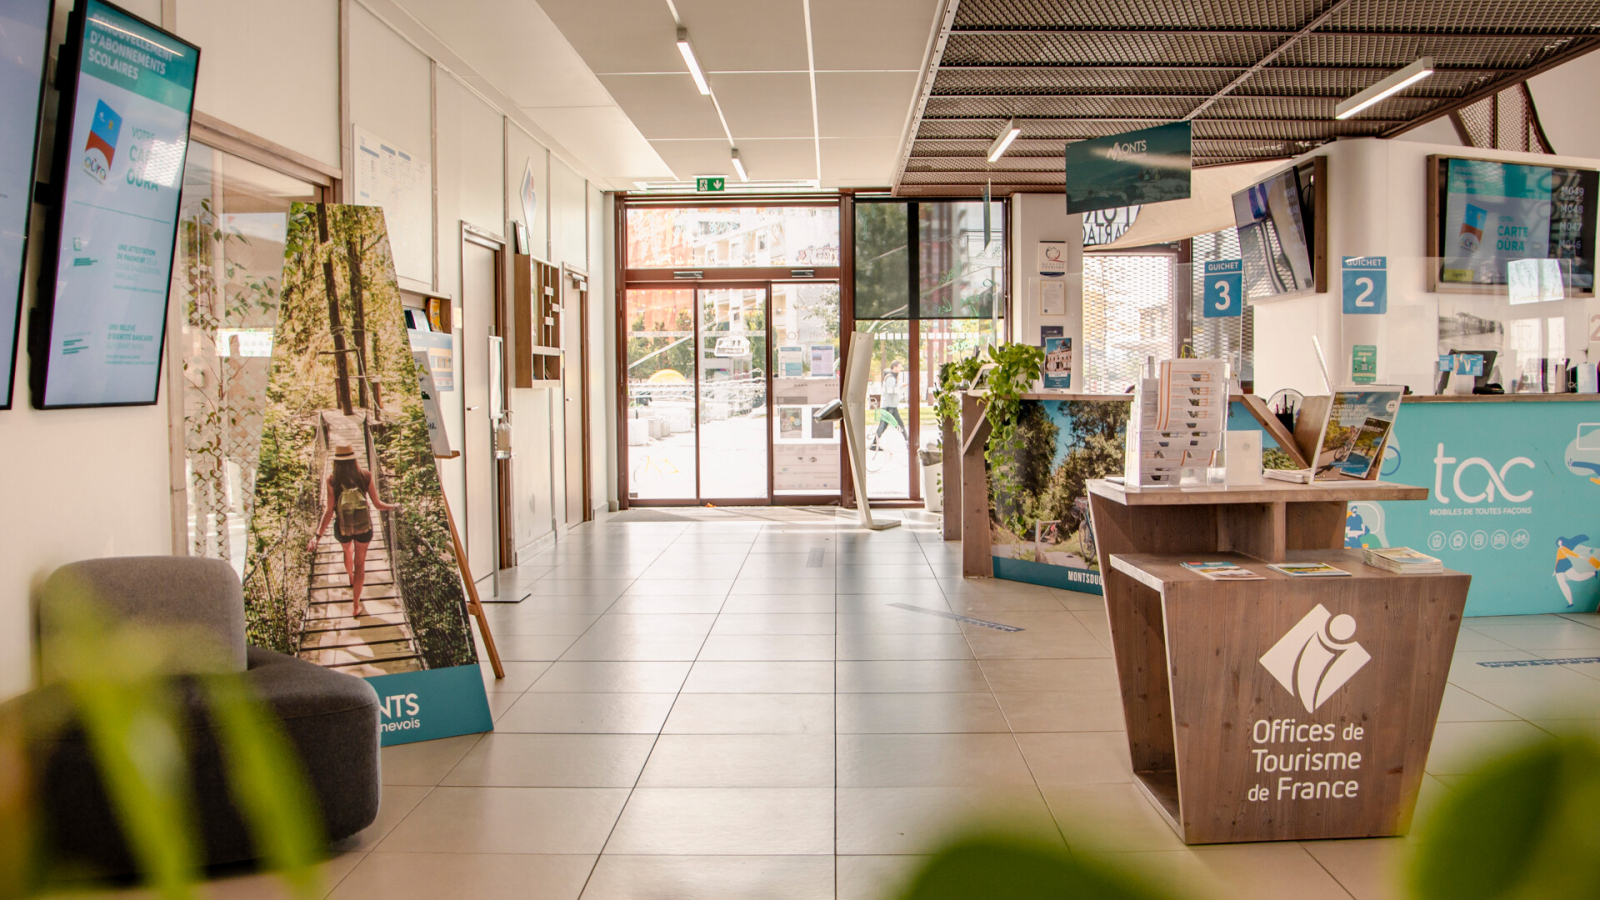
[676,28,711,95]
[1335,57,1434,120]
[987,119,1021,162]
[731,148,748,182]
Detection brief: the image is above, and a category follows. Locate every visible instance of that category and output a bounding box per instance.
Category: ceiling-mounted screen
[0,0,54,409]
[30,0,198,409]
[1231,156,1327,300]
[1428,155,1598,295]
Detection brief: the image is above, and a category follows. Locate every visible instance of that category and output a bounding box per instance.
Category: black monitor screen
[0,0,53,409]
[31,0,199,408]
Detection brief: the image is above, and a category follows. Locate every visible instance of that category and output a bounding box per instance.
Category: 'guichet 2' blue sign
[1342,256,1387,314]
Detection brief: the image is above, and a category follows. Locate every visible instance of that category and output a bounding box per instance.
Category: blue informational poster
[34,0,199,408]
[1342,256,1387,314]
[1043,337,1072,389]
[0,0,52,409]
[1064,122,1191,215]
[1203,259,1243,318]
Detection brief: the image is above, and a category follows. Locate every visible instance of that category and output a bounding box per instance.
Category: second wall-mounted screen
[31,0,198,408]
[1433,156,1598,293]
[0,0,54,409]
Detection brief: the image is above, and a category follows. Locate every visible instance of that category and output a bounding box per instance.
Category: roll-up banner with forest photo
[243,202,491,746]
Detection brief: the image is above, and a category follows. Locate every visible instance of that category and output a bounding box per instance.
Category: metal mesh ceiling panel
[898,0,1598,196]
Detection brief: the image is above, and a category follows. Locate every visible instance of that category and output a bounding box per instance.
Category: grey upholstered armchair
[25,556,381,874]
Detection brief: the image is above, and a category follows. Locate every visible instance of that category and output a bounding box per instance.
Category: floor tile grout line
[574,527,752,886]
[1295,841,1362,900]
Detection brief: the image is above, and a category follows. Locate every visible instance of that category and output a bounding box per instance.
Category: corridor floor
[206,509,1600,899]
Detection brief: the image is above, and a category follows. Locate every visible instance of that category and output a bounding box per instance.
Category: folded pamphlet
[1267,562,1352,577]
[1180,561,1265,581]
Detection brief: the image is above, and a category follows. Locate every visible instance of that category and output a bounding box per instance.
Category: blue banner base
[366,664,494,747]
[994,556,1104,595]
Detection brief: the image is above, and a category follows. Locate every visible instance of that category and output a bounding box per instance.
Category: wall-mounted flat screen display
[1430,156,1598,294]
[1232,157,1326,300]
[30,0,198,408]
[0,0,54,409]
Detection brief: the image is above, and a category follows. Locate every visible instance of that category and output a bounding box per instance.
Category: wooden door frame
[562,264,593,522]
[461,223,514,569]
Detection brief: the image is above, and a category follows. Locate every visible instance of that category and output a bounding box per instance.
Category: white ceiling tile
[820,136,900,184]
[600,74,728,139]
[808,0,940,71]
[648,139,738,181]
[734,139,821,181]
[816,72,918,138]
[395,0,614,107]
[673,0,809,72]
[712,73,815,139]
[537,0,683,74]
[524,106,676,180]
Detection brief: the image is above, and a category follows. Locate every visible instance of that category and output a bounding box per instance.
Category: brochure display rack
[1087,477,1469,843]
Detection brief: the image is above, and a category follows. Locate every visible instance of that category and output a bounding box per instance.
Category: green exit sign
[696,176,726,192]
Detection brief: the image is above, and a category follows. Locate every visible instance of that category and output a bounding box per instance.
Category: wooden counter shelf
[1087,480,1468,845]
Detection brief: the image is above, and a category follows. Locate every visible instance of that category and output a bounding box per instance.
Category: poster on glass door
[243,203,491,746]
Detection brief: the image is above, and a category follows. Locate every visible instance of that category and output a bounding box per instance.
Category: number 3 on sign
[1342,256,1387,314]
[1203,260,1243,318]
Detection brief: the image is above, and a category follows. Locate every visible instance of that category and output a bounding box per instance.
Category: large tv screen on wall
[1231,156,1327,300]
[29,0,199,409]
[0,0,54,409]
[1428,155,1598,294]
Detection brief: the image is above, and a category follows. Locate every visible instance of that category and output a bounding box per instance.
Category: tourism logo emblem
[1260,605,1372,713]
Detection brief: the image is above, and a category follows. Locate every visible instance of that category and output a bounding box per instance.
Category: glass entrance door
[697,287,769,501]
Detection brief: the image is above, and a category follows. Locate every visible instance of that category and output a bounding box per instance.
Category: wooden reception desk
[1086,478,1469,844]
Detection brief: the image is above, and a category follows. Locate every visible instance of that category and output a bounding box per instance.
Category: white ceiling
[396,0,941,190]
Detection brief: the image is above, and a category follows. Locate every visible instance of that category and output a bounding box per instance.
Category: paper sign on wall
[1202,260,1243,318]
[1351,345,1377,384]
[1342,256,1387,314]
[354,126,433,284]
[1039,279,1066,315]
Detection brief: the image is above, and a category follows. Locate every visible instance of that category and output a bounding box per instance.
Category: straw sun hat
[333,445,358,460]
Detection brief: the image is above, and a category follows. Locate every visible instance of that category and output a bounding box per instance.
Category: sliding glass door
[697,287,769,500]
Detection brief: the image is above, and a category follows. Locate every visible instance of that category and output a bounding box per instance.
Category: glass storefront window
[626,206,839,269]
[854,202,911,319]
[914,318,999,445]
[173,144,319,571]
[919,201,1004,318]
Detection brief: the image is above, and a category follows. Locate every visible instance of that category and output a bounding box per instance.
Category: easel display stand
[840,332,900,531]
[1087,478,1467,843]
[436,452,504,679]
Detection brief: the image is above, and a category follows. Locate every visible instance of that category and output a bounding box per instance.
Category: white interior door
[462,241,498,582]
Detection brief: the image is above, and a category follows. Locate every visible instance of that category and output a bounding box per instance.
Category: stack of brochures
[1124,359,1227,487]
[1267,561,1352,577]
[1362,547,1443,574]
[1180,561,1264,581]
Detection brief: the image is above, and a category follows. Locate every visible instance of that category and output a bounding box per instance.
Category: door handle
[467,405,481,410]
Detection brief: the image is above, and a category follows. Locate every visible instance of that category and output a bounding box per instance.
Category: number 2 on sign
[1213,279,1230,310]
[1353,277,1375,307]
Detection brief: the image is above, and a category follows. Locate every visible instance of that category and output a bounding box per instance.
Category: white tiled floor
[142,510,1600,898]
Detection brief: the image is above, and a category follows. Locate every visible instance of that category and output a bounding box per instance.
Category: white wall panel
[588,184,613,511]
[349,2,434,284]
[177,0,340,167]
[550,157,587,269]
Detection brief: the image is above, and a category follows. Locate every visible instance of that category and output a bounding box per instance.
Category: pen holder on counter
[1274,410,1295,435]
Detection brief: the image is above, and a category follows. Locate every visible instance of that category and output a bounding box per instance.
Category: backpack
[337,483,371,535]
